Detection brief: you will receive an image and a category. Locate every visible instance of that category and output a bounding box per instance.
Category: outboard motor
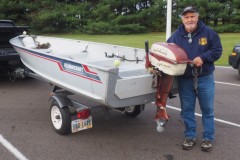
[145,42,189,132]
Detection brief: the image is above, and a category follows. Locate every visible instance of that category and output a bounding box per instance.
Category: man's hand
[193,57,203,67]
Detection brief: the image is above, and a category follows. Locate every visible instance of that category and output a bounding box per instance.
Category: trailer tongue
[145,42,189,132]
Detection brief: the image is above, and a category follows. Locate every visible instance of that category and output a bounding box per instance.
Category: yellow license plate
[71,116,92,133]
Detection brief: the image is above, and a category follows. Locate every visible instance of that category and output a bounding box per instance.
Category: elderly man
[167,6,222,152]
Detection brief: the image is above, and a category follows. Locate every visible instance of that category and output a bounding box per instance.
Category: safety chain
[192,66,202,95]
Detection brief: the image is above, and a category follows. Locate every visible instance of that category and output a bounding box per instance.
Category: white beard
[185,23,197,32]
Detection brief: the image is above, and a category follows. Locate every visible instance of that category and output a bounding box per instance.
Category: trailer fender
[50,94,72,108]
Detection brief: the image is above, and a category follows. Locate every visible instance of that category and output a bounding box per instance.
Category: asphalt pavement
[0,66,239,160]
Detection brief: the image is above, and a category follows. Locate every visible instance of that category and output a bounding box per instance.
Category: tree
[0,0,239,34]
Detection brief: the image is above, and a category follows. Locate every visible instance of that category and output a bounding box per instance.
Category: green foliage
[0,0,240,34]
[31,8,66,33]
[29,2,91,33]
[114,24,146,34]
[83,22,146,34]
[84,21,113,34]
[213,24,240,33]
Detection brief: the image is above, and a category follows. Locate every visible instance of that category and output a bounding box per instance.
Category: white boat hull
[10,35,169,108]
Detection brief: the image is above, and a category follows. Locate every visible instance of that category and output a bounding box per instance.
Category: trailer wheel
[124,105,142,117]
[50,100,71,135]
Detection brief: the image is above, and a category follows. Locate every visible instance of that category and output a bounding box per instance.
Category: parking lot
[0,66,240,160]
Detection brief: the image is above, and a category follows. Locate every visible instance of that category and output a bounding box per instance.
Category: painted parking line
[215,81,240,87]
[216,66,232,69]
[166,105,240,128]
[215,66,240,86]
[0,134,28,160]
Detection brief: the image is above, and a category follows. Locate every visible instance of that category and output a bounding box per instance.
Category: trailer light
[77,109,90,119]
[231,52,237,56]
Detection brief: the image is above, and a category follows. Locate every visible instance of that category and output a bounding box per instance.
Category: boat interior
[20,36,149,78]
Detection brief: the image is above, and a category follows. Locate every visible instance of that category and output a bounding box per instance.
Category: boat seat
[118,64,148,78]
[49,49,88,57]
[82,58,115,68]
[67,52,89,59]
[49,43,89,57]
[85,59,148,76]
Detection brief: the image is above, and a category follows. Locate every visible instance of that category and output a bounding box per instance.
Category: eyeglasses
[188,33,192,43]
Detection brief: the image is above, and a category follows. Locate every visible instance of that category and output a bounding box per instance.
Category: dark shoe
[182,137,196,150]
[201,139,212,152]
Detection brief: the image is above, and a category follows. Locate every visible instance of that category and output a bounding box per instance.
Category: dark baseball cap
[180,6,198,16]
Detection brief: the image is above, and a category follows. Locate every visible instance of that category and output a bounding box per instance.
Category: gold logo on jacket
[199,37,207,45]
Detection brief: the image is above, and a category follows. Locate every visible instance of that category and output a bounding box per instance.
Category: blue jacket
[167,20,222,77]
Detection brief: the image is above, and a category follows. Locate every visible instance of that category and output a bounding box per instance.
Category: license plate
[71,116,93,133]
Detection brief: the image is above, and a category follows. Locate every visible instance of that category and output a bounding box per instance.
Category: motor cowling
[149,42,189,76]
[144,42,189,132]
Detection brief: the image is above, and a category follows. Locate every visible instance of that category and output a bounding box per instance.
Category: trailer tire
[124,105,142,117]
[50,100,71,135]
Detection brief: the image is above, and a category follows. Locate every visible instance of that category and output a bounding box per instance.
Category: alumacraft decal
[14,45,102,83]
[64,63,83,73]
[61,61,101,83]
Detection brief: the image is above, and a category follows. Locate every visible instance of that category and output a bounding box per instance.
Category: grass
[45,32,240,66]
[219,33,240,66]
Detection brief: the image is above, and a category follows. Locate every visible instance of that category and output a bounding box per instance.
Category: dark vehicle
[229,44,240,78]
[0,20,29,80]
